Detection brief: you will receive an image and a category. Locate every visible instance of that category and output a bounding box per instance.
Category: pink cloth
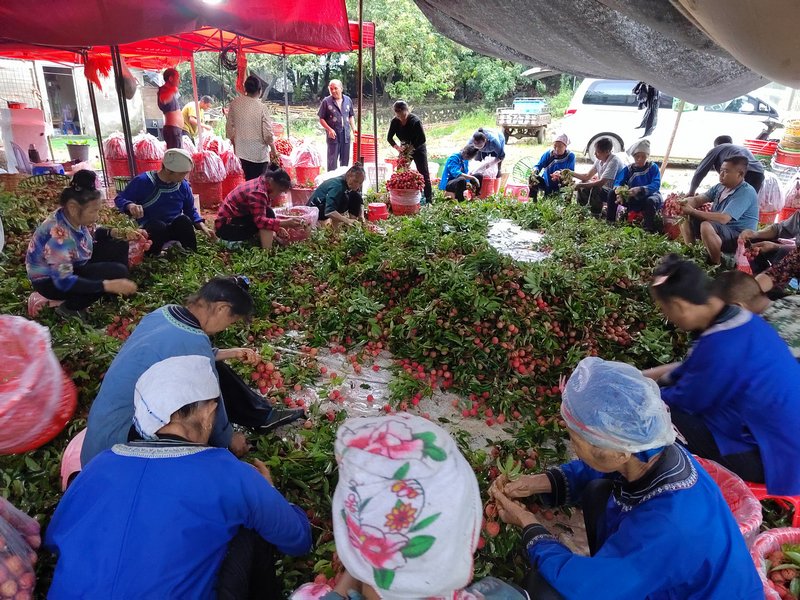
[60,428,87,491]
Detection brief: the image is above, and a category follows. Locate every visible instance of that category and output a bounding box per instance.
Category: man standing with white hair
[318,79,356,172]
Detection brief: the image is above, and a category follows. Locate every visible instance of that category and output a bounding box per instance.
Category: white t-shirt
[593,153,625,186]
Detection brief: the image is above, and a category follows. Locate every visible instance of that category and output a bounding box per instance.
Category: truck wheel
[536,128,545,144]
[503,128,511,143]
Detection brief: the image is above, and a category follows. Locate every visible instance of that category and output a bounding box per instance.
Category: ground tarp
[412,0,770,105]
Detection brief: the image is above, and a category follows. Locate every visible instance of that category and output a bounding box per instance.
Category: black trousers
[217,529,280,600]
[143,214,198,255]
[163,125,183,150]
[445,173,483,201]
[241,160,268,182]
[32,238,130,311]
[751,245,794,275]
[671,408,765,483]
[412,145,432,203]
[576,186,613,216]
[745,171,765,194]
[608,191,663,232]
[216,214,276,243]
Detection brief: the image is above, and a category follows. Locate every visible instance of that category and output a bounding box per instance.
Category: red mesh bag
[0,498,39,599]
[191,151,226,184]
[0,316,76,454]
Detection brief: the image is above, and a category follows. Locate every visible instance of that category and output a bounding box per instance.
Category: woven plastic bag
[191,151,226,183]
[132,133,165,161]
[759,171,785,212]
[750,528,800,600]
[291,143,322,168]
[102,133,128,160]
[0,316,77,454]
[0,499,39,599]
[181,135,197,155]
[201,135,224,155]
[784,177,800,210]
[221,151,244,177]
[694,457,762,548]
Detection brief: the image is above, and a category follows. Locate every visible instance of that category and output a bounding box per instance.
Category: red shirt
[215,177,280,232]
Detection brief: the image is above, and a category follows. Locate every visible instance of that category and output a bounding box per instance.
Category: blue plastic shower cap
[561,357,675,453]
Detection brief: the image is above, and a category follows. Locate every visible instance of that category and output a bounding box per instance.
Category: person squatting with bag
[291,413,529,600]
[739,208,800,295]
[307,164,366,228]
[47,355,312,599]
[26,170,139,319]
[215,167,307,249]
[115,148,216,255]
[491,357,763,600]
[611,138,662,233]
[439,145,482,201]
[80,276,305,467]
[527,134,575,202]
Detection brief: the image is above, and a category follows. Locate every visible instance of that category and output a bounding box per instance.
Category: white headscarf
[332,414,482,600]
[133,355,220,439]
[628,138,651,157]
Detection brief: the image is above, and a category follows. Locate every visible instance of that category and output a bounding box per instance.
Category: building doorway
[43,66,80,135]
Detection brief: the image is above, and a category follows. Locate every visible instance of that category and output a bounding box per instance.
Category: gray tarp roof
[412,0,772,104]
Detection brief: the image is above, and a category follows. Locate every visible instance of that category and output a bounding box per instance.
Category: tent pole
[660,99,685,177]
[371,45,378,191]
[190,53,202,148]
[357,0,364,164]
[283,49,290,138]
[84,56,108,190]
[110,45,137,176]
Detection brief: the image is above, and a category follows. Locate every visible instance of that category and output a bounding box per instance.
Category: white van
[560,79,780,161]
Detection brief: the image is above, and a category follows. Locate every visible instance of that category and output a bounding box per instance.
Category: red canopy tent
[0,1,378,182]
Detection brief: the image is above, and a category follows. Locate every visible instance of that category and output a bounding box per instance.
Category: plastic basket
[353,133,377,164]
[504,183,529,202]
[479,177,500,198]
[0,316,77,454]
[744,139,778,157]
[389,189,421,206]
[272,123,285,138]
[663,216,682,240]
[391,200,421,216]
[190,179,223,210]
[368,202,389,221]
[759,210,779,226]
[750,528,800,600]
[295,166,320,186]
[113,176,133,193]
[775,149,800,168]
[694,457,763,548]
[106,158,132,178]
[274,206,318,245]
[221,173,245,200]
[290,187,314,207]
[135,158,162,174]
[0,173,28,192]
[780,206,799,221]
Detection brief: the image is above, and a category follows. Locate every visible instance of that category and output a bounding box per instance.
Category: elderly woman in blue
[528,134,576,202]
[492,357,763,600]
[610,138,662,232]
[26,170,139,319]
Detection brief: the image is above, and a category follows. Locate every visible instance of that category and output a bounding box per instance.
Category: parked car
[495,97,551,143]
[560,78,780,161]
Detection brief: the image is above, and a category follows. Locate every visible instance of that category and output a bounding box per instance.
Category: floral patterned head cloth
[332,414,483,599]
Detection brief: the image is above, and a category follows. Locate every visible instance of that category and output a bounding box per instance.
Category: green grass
[426,109,495,139]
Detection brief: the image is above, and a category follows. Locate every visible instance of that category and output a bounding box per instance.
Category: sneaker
[55,305,88,321]
[258,408,306,433]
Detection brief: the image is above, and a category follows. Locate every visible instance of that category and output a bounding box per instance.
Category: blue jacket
[534,150,576,193]
[614,162,661,196]
[47,440,311,599]
[525,445,762,600]
[439,152,469,190]
[81,305,233,466]
[474,128,505,160]
[661,306,800,495]
[115,171,202,227]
